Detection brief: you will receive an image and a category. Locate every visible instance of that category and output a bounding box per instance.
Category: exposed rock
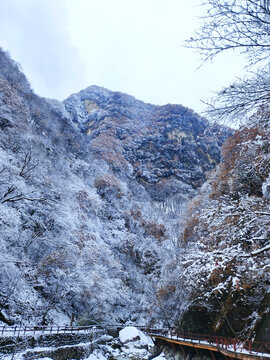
[162,116,270,340]
[0,47,230,327]
[0,327,156,360]
[64,86,232,201]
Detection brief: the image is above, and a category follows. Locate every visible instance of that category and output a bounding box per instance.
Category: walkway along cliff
[1,325,270,360]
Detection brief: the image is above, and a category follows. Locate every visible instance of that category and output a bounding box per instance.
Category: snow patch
[152,352,168,360]
[119,326,153,347]
[86,349,107,360]
[118,326,155,359]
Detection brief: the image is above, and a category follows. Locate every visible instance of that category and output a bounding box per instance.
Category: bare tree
[187,0,270,64]
[19,150,39,177]
[186,0,270,122]
[1,187,45,204]
[0,150,45,204]
[202,69,270,122]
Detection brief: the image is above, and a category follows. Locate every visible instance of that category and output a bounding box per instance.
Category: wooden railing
[0,324,150,337]
[0,325,269,357]
[0,324,99,337]
[149,329,270,358]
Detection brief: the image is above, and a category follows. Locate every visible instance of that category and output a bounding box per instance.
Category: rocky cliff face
[64,86,231,201]
[160,115,270,340]
[0,48,230,327]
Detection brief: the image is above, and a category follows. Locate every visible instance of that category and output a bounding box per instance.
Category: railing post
[233,339,236,352]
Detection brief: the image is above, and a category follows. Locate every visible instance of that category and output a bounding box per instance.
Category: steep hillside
[0,48,229,327]
[161,114,270,340]
[64,86,231,201]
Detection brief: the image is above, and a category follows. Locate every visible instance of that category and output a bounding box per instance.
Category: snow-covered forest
[0,3,269,360]
[0,46,230,328]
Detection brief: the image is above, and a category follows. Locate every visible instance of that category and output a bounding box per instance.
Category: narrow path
[0,325,97,337]
[1,325,269,360]
[149,331,270,360]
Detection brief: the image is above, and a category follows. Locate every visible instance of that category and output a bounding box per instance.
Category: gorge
[0,46,269,359]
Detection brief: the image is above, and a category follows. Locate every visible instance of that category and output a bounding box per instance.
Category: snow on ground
[119,326,154,359]
[86,349,107,360]
[151,352,168,360]
[1,326,158,360]
[119,326,154,346]
[1,355,54,360]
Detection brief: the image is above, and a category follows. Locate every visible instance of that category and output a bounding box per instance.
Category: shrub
[94,174,123,199]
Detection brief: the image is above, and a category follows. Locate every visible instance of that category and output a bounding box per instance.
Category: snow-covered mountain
[0,48,231,327]
[64,85,231,200]
[159,116,270,340]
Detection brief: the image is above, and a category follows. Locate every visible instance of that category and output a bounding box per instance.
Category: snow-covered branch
[240,243,270,257]
[186,0,270,123]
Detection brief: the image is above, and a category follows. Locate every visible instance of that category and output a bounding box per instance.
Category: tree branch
[240,243,270,257]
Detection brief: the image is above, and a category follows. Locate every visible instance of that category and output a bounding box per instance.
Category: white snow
[1,327,156,360]
[119,326,154,346]
[152,352,168,360]
[86,350,107,360]
[232,276,240,287]
[118,326,155,359]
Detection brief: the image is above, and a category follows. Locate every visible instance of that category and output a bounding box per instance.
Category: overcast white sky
[0,0,245,114]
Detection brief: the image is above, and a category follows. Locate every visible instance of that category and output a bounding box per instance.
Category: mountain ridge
[0,47,231,328]
[64,85,232,201]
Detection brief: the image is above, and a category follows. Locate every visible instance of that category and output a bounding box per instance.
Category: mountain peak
[0,49,233,330]
[64,86,232,200]
[0,47,31,95]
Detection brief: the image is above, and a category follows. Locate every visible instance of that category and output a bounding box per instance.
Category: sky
[0,0,246,114]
